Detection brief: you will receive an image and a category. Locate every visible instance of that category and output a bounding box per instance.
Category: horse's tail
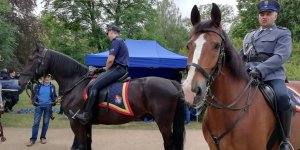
[171,80,186,150]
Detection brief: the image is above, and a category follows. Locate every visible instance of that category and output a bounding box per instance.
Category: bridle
[20,49,49,80]
[187,28,226,110]
[20,49,49,99]
[20,49,89,104]
[187,28,258,150]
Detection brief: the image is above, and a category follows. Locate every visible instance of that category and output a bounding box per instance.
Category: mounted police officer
[76,25,129,125]
[240,0,293,149]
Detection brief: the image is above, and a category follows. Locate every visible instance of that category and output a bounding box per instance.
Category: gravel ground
[0,128,209,150]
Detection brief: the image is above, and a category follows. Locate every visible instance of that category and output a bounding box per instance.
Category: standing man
[241,0,293,149]
[75,25,129,125]
[27,74,57,146]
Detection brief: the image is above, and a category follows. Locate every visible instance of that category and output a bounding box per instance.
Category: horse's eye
[214,43,221,50]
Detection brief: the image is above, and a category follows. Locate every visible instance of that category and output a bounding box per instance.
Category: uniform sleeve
[256,30,292,78]
[109,40,121,56]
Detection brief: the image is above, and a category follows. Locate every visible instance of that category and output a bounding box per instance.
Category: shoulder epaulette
[277,26,287,30]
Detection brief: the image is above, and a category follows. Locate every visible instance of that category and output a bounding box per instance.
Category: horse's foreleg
[70,121,88,150]
[86,125,92,150]
[71,136,80,150]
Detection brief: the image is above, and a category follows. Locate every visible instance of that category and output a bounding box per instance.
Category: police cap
[107,25,120,33]
[257,0,280,12]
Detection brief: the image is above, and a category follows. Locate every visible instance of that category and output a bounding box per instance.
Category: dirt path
[0,128,209,150]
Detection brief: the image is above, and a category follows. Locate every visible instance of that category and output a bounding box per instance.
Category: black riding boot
[278,108,294,150]
[75,90,97,125]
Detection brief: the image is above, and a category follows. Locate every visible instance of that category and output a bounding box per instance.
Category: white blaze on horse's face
[182,34,207,105]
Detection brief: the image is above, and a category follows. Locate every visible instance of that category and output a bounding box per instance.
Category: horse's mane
[193,20,249,81]
[47,50,88,77]
[222,31,249,81]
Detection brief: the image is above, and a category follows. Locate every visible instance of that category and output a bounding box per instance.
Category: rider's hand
[249,68,262,80]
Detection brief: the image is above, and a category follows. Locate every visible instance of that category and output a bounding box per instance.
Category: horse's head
[182,3,225,105]
[19,43,50,93]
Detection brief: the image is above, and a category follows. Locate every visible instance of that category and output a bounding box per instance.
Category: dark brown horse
[182,3,300,150]
[19,44,185,150]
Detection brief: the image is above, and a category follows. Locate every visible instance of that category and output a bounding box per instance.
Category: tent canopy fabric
[85,39,187,68]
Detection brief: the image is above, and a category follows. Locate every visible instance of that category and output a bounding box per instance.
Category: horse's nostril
[196,87,202,95]
[192,87,202,95]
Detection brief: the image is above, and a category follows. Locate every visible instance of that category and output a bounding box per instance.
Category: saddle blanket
[287,86,300,113]
[83,81,134,116]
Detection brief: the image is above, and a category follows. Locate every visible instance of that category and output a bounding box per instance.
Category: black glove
[88,68,104,76]
[94,68,104,74]
[249,68,262,79]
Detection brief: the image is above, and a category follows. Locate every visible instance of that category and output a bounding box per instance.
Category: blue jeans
[185,105,191,124]
[30,105,51,142]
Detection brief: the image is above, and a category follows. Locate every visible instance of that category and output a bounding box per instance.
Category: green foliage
[198,4,238,32]
[42,0,156,53]
[39,0,189,60]
[285,42,300,80]
[0,0,18,66]
[39,11,95,63]
[143,0,189,53]
[231,0,258,39]
[277,0,300,42]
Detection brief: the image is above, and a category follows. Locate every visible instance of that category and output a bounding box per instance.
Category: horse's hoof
[1,136,6,142]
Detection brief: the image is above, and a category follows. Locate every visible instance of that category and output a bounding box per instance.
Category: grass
[1,82,202,129]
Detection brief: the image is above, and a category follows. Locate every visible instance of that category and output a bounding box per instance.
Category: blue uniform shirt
[242,24,292,81]
[109,36,129,66]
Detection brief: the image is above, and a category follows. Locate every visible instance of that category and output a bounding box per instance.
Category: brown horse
[18,44,185,150]
[182,3,300,150]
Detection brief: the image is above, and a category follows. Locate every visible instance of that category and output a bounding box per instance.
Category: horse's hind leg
[155,117,173,150]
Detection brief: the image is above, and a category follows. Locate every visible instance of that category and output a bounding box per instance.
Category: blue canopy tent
[85,39,187,81]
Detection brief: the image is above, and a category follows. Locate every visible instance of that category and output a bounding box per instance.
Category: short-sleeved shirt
[109,36,129,66]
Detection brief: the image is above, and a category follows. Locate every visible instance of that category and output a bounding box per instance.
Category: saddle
[84,72,131,100]
[70,72,133,120]
[259,83,277,113]
[259,83,298,114]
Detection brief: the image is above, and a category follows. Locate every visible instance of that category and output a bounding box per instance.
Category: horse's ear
[211,3,221,27]
[191,5,200,26]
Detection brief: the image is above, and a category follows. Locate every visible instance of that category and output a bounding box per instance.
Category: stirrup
[279,140,294,150]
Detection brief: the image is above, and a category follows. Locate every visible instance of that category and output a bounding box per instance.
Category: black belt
[113,63,128,68]
[244,54,271,62]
